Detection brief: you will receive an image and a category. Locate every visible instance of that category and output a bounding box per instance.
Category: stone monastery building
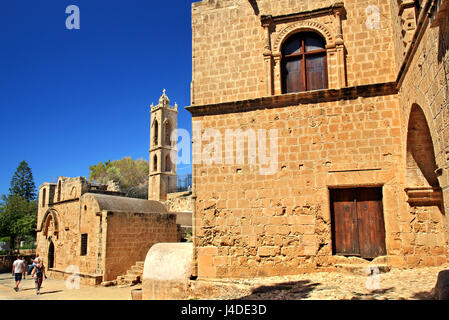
[37,0,449,287]
[36,177,178,285]
[186,0,449,279]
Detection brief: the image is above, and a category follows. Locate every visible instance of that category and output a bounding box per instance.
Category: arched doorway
[48,241,55,269]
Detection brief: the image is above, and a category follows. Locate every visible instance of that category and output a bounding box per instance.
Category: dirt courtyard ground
[1,264,447,300]
[214,265,449,300]
[0,273,135,300]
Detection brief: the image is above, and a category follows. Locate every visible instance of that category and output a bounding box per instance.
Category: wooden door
[330,188,386,259]
[330,189,359,256]
[356,188,387,258]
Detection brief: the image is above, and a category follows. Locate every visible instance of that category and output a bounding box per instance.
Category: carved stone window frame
[261,2,347,96]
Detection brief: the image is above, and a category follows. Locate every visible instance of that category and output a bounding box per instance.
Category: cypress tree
[9,161,36,201]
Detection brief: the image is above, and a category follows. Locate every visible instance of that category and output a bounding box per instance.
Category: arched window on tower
[153,154,158,172]
[153,120,159,145]
[165,154,171,172]
[281,32,328,93]
[165,122,171,146]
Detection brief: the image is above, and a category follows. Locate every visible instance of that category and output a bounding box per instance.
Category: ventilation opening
[81,234,88,256]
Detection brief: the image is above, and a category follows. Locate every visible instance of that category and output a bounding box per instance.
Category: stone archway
[406,104,440,189]
[404,104,447,266]
[41,210,60,240]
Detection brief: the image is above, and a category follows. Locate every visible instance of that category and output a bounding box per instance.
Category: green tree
[88,157,149,199]
[9,161,36,201]
[0,161,38,251]
[0,195,37,250]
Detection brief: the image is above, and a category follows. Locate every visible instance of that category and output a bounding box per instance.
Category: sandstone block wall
[104,212,178,281]
[191,92,434,278]
[189,0,449,279]
[191,0,397,105]
[393,1,449,265]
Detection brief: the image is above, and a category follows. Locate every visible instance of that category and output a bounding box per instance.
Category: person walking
[31,258,47,295]
[12,256,25,292]
[27,253,39,275]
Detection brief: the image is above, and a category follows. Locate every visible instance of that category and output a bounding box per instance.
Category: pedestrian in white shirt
[12,256,25,292]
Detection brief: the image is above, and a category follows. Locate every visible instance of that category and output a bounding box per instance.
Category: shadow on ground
[237,280,320,300]
[410,291,434,300]
[349,287,395,300]
[39,290,63,295]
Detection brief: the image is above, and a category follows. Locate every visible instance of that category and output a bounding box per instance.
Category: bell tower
[148,89,178,201]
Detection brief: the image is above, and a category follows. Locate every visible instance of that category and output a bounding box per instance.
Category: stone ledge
[186,82,397,117]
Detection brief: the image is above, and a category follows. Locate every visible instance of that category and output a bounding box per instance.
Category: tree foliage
[0,161,38,251]
[0,195,37,248]
[88,157,149,199]
[9,161,36,201]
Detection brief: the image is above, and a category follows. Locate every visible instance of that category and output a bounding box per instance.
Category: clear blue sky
[0,0,197,196]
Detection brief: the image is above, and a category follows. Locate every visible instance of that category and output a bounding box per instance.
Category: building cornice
[186,82,397,117]
[260,2,345,26]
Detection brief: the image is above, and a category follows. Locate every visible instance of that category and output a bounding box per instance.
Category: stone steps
[115,261,145,287]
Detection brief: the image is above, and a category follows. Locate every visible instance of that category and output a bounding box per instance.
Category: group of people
[12,254,47,295]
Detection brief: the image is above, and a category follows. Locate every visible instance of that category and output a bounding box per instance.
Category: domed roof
[82,193,168,214]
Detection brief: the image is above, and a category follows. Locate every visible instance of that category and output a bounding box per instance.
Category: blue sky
[0,0,196,195]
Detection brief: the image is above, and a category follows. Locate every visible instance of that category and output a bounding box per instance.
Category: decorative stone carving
[260,3,347,94]
[273,20,335,54]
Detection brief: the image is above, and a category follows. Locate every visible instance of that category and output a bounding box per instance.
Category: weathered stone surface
[142,243,193,300]
[131,288,143,300]
[143,243,193,281]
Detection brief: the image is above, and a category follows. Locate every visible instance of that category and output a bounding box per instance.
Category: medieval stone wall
[191,0,397,105]
[189,0,449,280]
[36,200,86,272]
[103,211,178,281]
[190,92,435,278]
[395,2,449,265]
[165,191,194,212]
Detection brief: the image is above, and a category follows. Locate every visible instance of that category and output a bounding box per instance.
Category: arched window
[57,181,62,202]
[165,154,171,172]
[153,121,159,145]
[281,32,328,93]
[42,188,46,207]
[153,154,158,172]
